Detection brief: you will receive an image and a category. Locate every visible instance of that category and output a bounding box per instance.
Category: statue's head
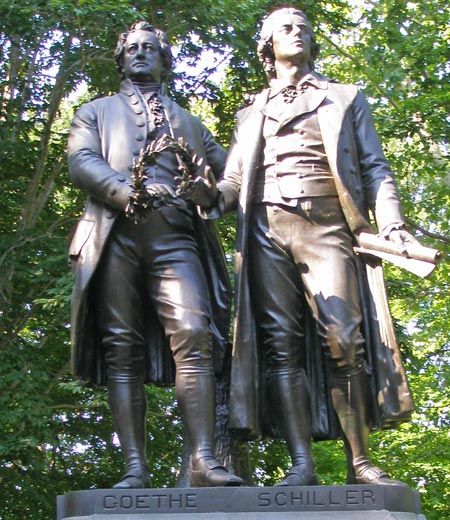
[114,21,173,83]
[257,7,319,81]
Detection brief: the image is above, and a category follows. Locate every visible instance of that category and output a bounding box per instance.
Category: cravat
[280,83,310,103]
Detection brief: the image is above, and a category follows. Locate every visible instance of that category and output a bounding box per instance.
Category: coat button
[136,134,144,141]
[132,148,140,155]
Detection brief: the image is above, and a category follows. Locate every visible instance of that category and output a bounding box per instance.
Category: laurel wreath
[125,133,202,224]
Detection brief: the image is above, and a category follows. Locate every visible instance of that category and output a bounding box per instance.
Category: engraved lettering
[251,487,381,511]
[186,493,197,508]
[362,489,376,505]
[346,490,359,505]
[103,495,117,509]
[329,490,341,505]
[101,492,199,512]
[154,493,167,508]
[259,492,271,507]
[290,490,302,505]
[120,495,133,509]
[136,495,149,509]
[169,494,183,508]
[275,492,287,506]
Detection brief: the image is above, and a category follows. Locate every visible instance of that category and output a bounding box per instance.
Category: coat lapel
[238,91,269,210]
[317,98,344,174]
[241,91,268,162]
[318,92,371,233]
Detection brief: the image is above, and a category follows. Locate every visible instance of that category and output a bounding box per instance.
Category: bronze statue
[67,21,242,489]
[211,7,419,486]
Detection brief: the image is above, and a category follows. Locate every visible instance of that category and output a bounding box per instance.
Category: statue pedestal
[57,484,425,520]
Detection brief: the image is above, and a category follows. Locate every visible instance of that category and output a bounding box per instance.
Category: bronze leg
[107,378,151,489]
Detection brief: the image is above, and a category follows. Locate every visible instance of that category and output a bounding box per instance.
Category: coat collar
[261,72,329,130]
[119,80,182,140]
[268,71,328,99]
[120,79,162,96]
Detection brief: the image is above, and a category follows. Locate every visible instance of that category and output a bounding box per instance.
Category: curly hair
[113,21,173,82]
[257,8,320,81]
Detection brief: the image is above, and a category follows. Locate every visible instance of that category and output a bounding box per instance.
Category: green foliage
[0,0,448,519]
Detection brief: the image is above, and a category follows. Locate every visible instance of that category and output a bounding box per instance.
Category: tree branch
[406,218,450,245]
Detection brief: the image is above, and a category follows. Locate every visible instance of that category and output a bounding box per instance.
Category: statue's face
[271,13,312,66]
[121,30,163,83]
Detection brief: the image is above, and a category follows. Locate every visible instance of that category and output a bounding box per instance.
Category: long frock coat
[216,72,415,440]
[68,80,230,387]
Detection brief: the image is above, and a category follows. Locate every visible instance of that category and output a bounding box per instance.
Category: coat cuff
[379,222,405,238]
[197,191,226,219]
[104,175,130,210]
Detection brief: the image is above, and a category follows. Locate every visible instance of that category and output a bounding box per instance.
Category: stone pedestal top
[57,484,425,520]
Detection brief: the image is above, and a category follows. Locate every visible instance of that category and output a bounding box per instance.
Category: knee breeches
[249,199,365,370]
[94,210,213,382]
